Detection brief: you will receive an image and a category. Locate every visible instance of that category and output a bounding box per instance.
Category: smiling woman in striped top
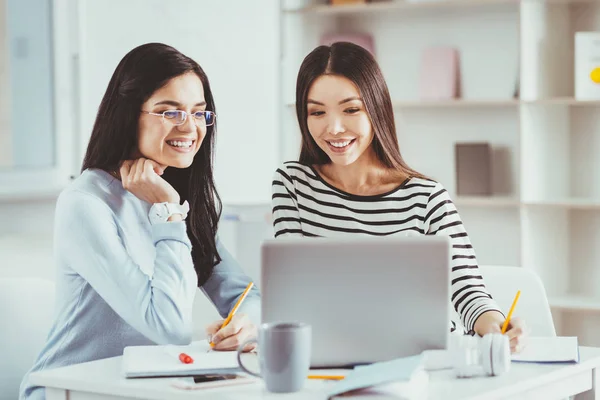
[271,42,528,351]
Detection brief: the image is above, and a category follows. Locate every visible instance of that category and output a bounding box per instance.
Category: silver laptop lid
[261,235,450,367]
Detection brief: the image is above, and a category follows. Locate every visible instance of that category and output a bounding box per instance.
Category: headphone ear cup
[481,333,510,376]
[491,334,511,376]
[480,334,494,375]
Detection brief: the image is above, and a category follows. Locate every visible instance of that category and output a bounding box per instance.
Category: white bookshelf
[287,97,600,108]
[280,0,600,345]
[550,295,600,312]
[286,0,597,15]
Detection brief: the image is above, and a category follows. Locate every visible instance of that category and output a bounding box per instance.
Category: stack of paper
[511,337,579,364]
[122,340,242,378]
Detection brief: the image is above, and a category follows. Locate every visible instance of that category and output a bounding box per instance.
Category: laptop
[260,235,450,368]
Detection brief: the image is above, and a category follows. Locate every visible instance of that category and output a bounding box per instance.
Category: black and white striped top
[271,161,501,333]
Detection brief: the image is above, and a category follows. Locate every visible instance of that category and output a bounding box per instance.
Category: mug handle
[236,338,261,378]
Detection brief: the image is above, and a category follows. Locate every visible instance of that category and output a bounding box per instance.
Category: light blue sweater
[20,169,260,400]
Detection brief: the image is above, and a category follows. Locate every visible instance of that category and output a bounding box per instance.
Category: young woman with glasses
[20,43,258,400]
[271,42,528,352]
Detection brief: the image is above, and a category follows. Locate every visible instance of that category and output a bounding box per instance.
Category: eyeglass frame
[140,109,217,127]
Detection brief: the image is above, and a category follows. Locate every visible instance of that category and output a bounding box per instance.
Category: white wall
[0,0,11,168]
[74,0,281,205]
[0,0,282,271]
[0,197,56,279]
[5,0,54,168]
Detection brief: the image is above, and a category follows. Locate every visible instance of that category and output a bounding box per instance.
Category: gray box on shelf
[455,142,492,196]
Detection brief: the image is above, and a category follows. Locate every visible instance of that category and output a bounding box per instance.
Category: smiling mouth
[326,139,356,153]
[166,139,195,149]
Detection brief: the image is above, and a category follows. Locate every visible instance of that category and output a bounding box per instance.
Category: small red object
[179,353,194,364]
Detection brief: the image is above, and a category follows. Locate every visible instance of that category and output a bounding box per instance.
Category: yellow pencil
[209,282,254,348]
[501,290,521,334]
[307,375,345,380]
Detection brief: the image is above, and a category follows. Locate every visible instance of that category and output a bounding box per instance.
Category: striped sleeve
[424,183,502,333]
[272,167,303,238]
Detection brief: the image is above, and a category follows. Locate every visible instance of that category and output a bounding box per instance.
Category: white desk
[31,347,600,400]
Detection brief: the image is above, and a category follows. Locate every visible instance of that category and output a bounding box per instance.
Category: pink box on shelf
[320,33,375,56]
[419,47,460,100]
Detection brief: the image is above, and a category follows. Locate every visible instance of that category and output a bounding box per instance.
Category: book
[511,337,579,364]
[455,142,492,196]
[122,340,243,378]
[419,46,460,100]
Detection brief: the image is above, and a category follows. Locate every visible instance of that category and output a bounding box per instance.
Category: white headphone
[423,333,511,378]
[453,333,511,378]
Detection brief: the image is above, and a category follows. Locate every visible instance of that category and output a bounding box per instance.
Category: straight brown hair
[296,42,427,180]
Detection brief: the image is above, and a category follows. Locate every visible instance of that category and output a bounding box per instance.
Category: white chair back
[481,265,556,337]
[0,278,55,400]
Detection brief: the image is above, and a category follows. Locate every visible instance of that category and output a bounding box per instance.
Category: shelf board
[285,98,600,108]
[454,196,520,207]
[523,97,600,106]
[550,295,600,312]
[285,0,595,15]
[523,199,600,210]
[222,201,271,223]
[394,99,519,107]
[286,0,519,15]
[285,99,519,108]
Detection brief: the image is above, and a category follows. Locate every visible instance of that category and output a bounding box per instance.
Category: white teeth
[329,140,351,148]
[167,140,193,148]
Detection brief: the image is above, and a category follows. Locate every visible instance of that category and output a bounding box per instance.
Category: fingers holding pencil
[500,290,529,354]
[207,313,257,351]
[503,317,529,354]
[205,281,256,352]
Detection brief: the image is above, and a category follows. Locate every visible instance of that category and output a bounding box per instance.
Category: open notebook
[511,337,579,363]
[122,340,242,378]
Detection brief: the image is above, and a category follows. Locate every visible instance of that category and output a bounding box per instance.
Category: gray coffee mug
[237,322,311,393]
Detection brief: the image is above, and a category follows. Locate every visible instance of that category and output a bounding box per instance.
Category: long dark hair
[82,42,221,286]
[296,42,426,179]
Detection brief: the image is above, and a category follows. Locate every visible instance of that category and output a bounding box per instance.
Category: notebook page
[122,340,242,377]
[511,337,579,363]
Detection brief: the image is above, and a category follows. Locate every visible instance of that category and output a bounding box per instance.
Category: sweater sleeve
[271,166,304,238]
[424,183,502,332]
[55,189,197,345]
[200,239,261,325]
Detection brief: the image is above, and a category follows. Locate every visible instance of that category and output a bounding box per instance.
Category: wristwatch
[148,201,190,224]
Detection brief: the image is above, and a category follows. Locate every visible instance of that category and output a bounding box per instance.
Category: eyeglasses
[141,109,216,126]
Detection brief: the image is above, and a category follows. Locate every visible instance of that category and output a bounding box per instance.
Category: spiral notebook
[122,340,242,378]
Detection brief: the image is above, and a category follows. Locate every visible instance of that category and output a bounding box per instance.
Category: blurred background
[1,0,600,345]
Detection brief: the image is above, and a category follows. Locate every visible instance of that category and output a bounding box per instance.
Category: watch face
[149,202,187,224]
[157,204,169,218]
[150,203,169,223]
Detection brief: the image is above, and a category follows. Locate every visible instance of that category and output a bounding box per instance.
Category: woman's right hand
[119,158,180,204]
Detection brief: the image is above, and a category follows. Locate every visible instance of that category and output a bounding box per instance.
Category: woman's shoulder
[405,176,442,191]
[405,176,457,207]
[273,161,318,182]
[57,169,125,213]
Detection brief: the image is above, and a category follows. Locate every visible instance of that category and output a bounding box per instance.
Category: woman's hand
[205,314,257,352]
[474,311,529,353]
[119,158,180,204]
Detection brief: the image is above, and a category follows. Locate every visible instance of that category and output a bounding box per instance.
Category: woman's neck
[317,149,406,196]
